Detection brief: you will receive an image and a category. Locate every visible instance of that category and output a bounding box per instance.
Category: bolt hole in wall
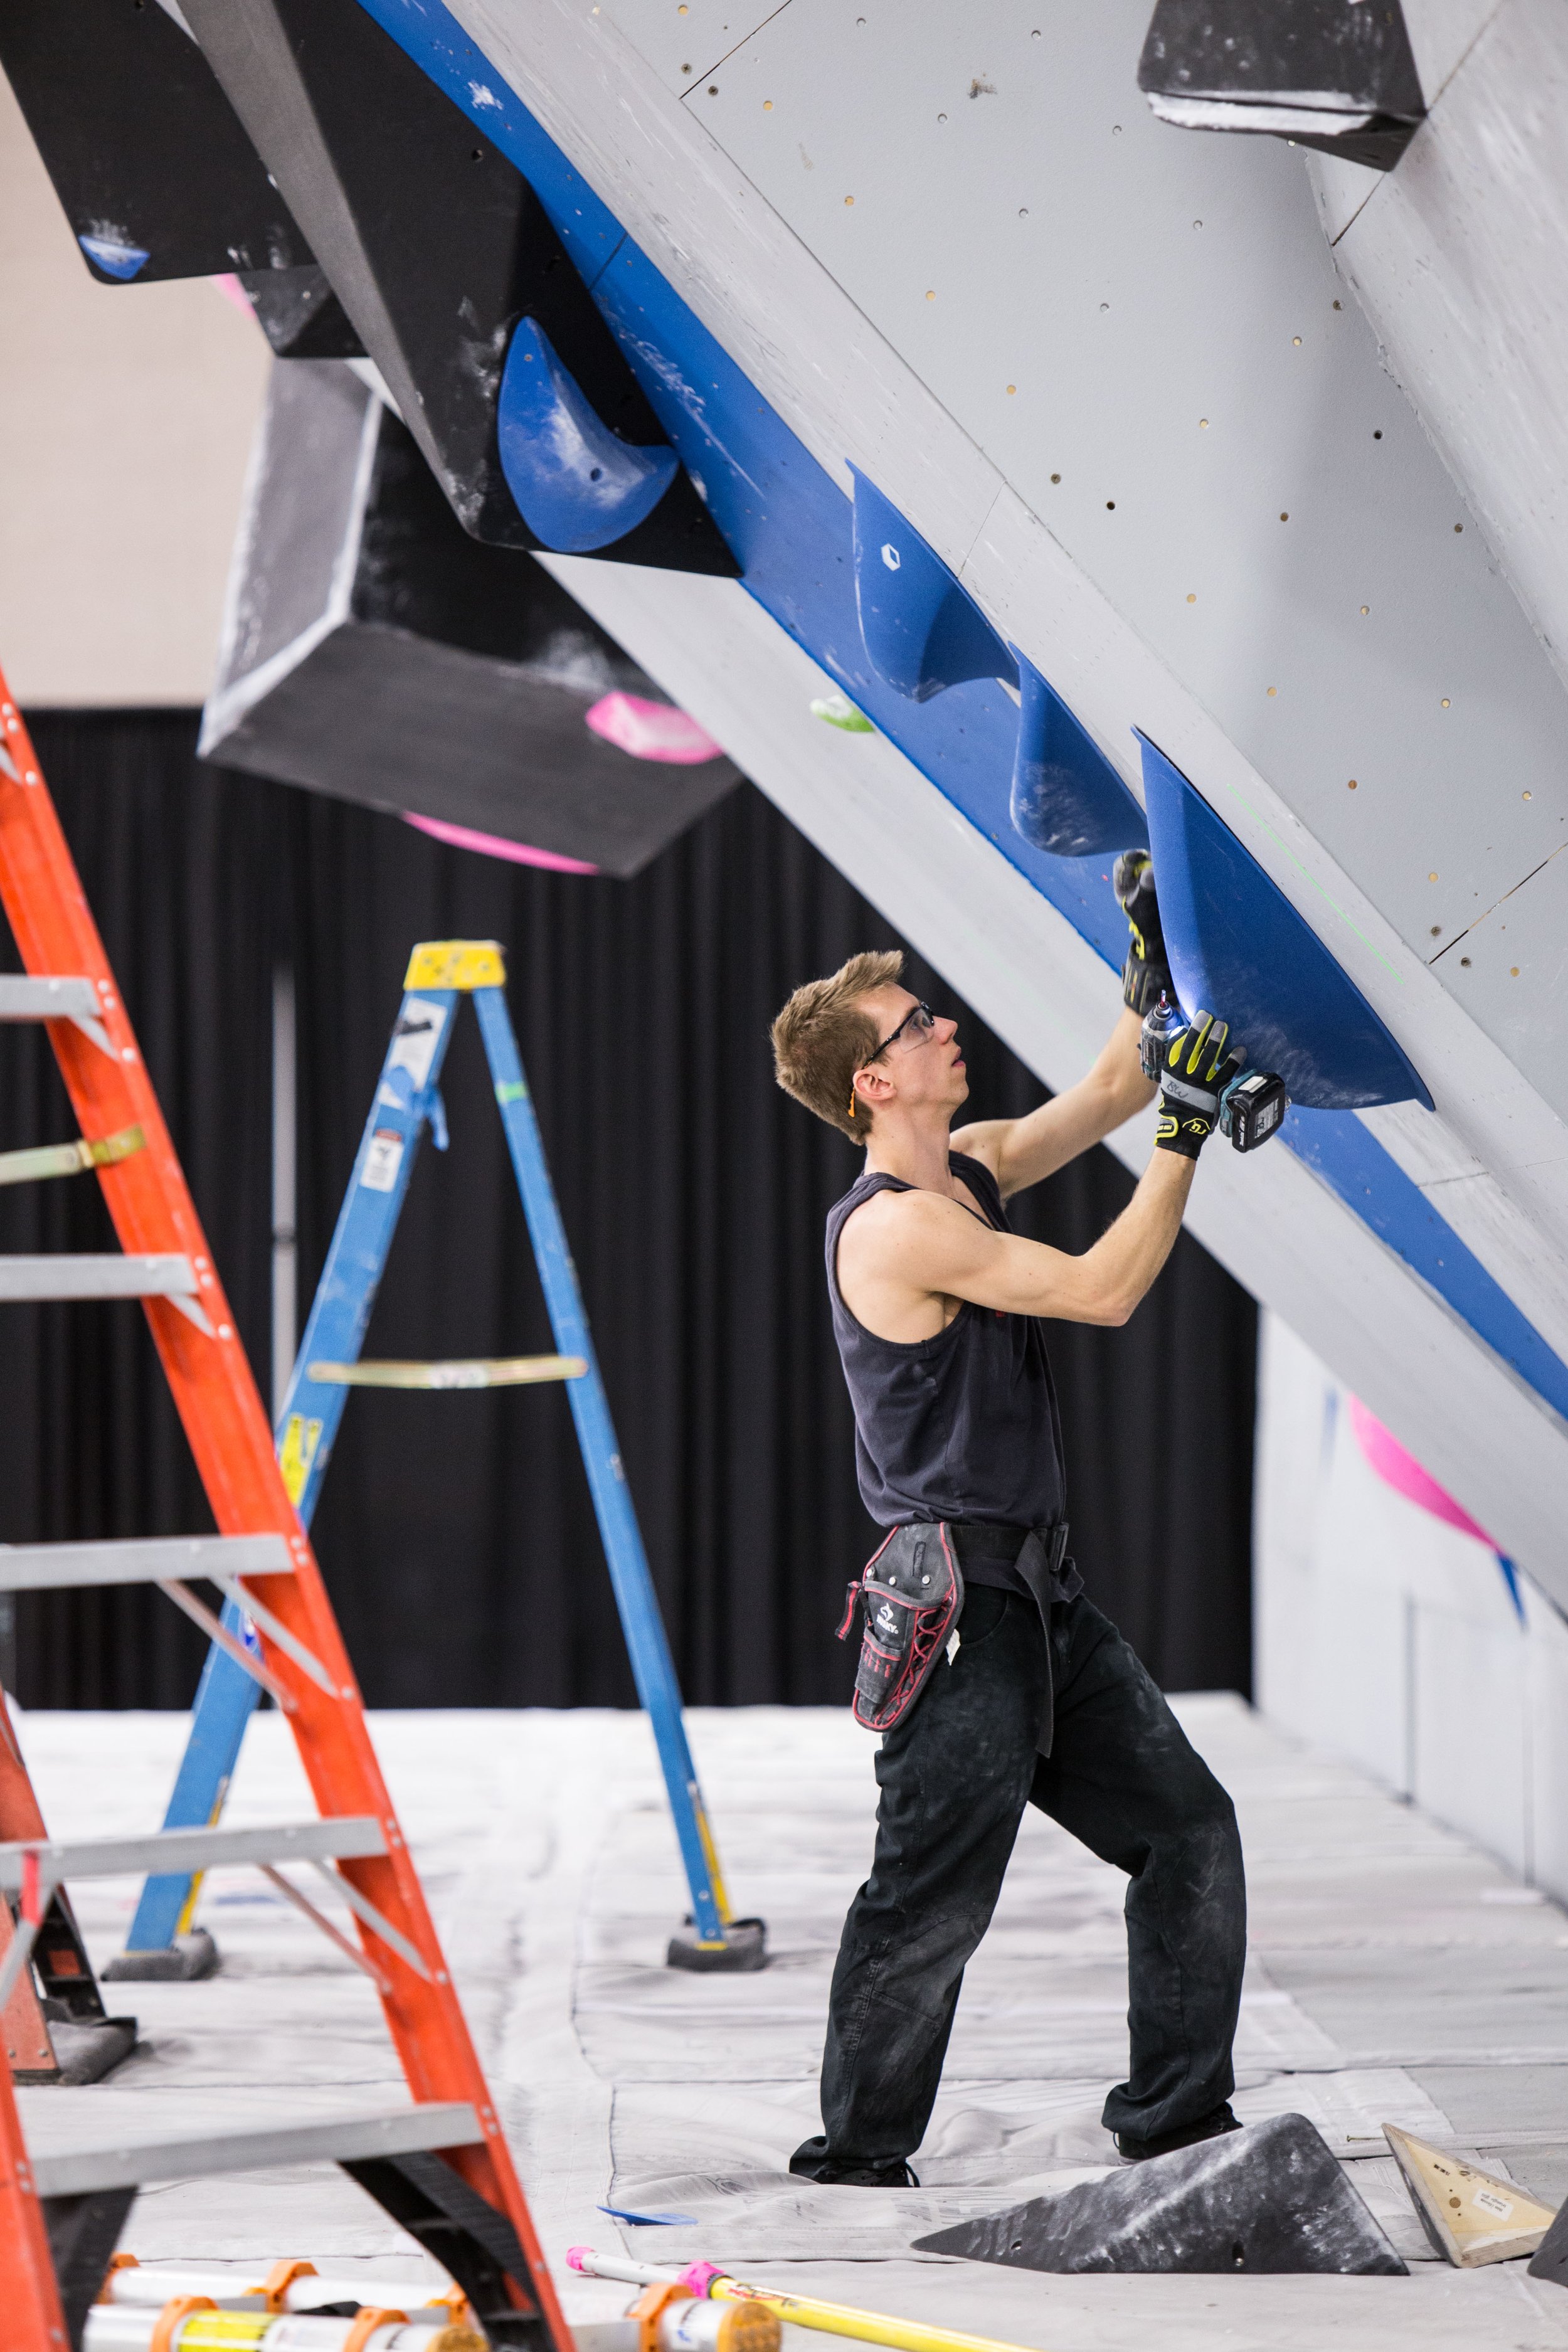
[1256,1315,1568,1897]
[0,717,1257,1709]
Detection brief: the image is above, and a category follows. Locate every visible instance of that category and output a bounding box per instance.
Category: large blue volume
[124,961,731,1954]
[1010,649,1148,858]
[1138,731,1433,1111]
[497,315,679,553]
[850,467,1014,702]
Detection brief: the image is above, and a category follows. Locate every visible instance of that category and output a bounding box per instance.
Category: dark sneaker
[789,2136,919,2187]
[1114,2102,1242,2164]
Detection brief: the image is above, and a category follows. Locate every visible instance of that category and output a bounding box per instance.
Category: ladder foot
[103,1927,219,1983]
[665,1917,768,1974]
[43,2016,138,2086]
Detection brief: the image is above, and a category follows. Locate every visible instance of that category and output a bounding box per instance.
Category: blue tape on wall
[1285,1106,1568,1424]
[1010,647,1148,858]
[849,467,1015,702]
[497,315,678,553]
[1138,731,1431,1111]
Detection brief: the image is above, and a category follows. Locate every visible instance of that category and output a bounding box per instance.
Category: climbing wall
[6,0,1567,1593]
[364,0,1568,1593]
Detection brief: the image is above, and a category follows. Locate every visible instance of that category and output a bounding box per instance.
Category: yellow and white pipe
[92,2258,778,2352]
[84,2308,477,2351]
[90,2257,479,2351]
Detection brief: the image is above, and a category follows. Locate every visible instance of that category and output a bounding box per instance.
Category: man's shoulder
[837,1179,986,1266]
[837,1180,916,1237]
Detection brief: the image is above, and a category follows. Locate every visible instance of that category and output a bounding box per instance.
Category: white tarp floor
[14,1697,1568,2352]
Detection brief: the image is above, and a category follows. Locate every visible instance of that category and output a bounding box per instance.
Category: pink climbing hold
[209,272,255,319]
[401,812,598,873]
[1346,1394,1496,1549]
[585,692,723,765]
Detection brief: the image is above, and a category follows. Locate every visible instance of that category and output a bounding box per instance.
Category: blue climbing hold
[1138,731,1432,1111]
[849,467,1014,702]
[78,231,150,281]
[497,315,679,553]
[1009,648,1147,857]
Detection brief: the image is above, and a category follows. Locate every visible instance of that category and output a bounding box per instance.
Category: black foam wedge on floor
[914,2114,1409,2275]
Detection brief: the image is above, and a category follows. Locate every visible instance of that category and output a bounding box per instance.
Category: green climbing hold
[810,691,874,734]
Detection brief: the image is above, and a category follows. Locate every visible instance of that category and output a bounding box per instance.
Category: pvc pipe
[88,2284,761,2352]
[84,2311,474,2351]
[566,2251,1047,2352]
[102,2265,454,2314]
[667,2298,785,2352]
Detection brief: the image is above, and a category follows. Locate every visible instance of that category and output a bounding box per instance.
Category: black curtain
[0,712,1256,1710]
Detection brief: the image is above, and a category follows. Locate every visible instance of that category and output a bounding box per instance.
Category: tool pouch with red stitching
[835,1523,964,1732]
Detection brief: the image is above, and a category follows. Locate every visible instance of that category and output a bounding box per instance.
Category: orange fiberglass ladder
[0,672,571,2352]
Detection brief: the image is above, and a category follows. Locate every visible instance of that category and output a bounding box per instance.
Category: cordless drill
[1139,993,1289,1153]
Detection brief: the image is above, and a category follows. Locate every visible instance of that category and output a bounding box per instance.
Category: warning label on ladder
[362,1129,405,1193]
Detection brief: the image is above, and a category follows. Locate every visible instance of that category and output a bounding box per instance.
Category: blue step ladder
[109,941,763,1979]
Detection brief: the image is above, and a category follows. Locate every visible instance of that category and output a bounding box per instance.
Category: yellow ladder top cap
[404,940,507,991]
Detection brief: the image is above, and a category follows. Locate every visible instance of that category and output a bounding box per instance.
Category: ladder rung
[0,1814,386,1889]
[25,2099,482,2199]
[0,973,115,1054]
[0,1123,144,1190]
[0,1533,292,1592]
[309,1353,588,1389]
[0,1253,203,1306]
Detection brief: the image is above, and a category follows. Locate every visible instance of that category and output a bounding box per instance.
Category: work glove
[1114,850,1173,1015]
[1154,1010,1246,1161]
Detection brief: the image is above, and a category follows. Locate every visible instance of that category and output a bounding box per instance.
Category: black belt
[946,1520,1081,1757]
[948,1519,1083,1606]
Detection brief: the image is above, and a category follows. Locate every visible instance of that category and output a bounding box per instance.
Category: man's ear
[852,1064,894,1112]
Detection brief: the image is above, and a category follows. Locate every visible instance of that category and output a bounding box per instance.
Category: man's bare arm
[847,1148,1194,1331]
[951,1008,1155,1199]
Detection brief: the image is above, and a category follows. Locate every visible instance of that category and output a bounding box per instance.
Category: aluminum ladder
[117,941,762,1976]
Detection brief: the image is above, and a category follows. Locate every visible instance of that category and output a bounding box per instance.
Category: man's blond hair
[771,949,904,1140]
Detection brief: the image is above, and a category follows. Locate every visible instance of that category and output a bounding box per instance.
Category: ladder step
[0,1533,293,1592]
[0,976,100,1020]
[23,2097,482,2199]
[0,1253,204,1308]
[0,974,114,1054]
[309,1353,587,1389]
[0,1815,386,1888]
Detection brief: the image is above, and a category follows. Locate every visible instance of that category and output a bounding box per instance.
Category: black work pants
[802,1585,1246,2170]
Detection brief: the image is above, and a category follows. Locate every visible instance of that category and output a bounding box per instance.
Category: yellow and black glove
[1114,850,1173,1015]
[1155,1011,1246,1161]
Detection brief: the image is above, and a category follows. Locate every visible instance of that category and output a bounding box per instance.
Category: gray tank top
[825,1152,1067,1530]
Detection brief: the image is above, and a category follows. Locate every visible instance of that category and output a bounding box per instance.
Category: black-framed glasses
[873,1001,937,1057]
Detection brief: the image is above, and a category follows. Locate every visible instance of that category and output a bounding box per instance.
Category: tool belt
[836,1523,963,1733]
[837,1520,1079,1742]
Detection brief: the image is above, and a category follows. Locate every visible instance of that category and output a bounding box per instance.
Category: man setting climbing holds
[769,855,1265,2186]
